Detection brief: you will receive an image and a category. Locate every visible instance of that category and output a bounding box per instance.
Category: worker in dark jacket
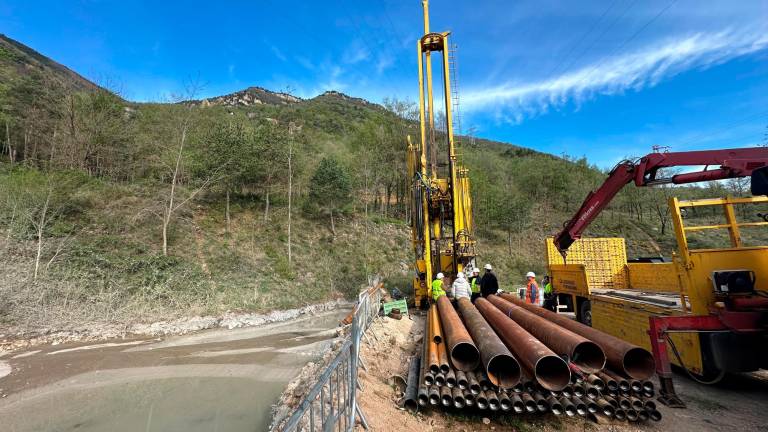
[480,264,499,297]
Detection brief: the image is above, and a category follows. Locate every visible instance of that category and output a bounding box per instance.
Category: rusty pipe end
[429,364,440,375]
[624,347,655,380]
[433,334,442,344]
[486,352,521,389]
[572,341,606,373]
[449,342,481,372]
[534,355,571,391]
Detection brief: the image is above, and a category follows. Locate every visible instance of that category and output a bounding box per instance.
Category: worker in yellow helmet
[431,272,446,301]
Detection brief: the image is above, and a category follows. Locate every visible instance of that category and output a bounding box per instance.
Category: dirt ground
[357,312,768,432]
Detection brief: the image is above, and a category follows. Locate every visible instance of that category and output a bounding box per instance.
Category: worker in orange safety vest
[525,271,539,305]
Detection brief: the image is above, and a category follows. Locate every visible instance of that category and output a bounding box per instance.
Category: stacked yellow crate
[545,238,628,289]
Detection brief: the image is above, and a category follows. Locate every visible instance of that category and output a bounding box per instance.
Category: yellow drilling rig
[407,0,475,308]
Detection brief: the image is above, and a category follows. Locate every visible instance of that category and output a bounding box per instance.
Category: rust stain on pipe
[489,295,606,374]
[427,311,440,374]
[457,298,520,388]
[430,304,443,344]
[499,293,654,380]
[437,296,480,371]
[475,297,569,391]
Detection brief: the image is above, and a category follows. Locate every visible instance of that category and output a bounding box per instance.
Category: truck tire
[579,300,592,327]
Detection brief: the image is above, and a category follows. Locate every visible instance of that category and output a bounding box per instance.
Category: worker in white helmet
[469,267,481,302]
[452,272,471,300]
[525,271,539,305]
[431,272,446,301]
[480,264,499,298]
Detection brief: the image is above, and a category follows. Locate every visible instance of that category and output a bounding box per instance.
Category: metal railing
[279,285,382,432]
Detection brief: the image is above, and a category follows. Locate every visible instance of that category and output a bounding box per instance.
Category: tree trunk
[163,123,187,256]
[225,189,231,234]
[507,229,513,255]
[264,187,269,222]
[287,137,293,265]
[4,120,12,165]
[330,209,336,236]
[49,128,57,167]
[34,189,51,280]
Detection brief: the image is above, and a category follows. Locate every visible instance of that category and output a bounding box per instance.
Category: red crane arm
[553,147,768,254]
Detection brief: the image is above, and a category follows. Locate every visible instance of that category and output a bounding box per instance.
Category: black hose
[666,335,725,385]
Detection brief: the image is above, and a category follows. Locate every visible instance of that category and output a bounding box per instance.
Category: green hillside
[0,34,763,332]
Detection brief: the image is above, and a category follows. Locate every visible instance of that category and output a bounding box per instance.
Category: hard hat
[472,267,480,274]
[526,271,536,278]
[456,272,465,279]
[484,264,493,270]
[436,272,444,279]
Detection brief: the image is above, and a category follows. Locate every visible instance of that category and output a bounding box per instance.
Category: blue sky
[1,0,767,167]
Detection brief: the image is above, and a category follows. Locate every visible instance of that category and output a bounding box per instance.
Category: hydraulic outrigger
[407,0,475,307]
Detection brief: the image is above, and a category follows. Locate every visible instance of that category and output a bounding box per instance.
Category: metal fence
[279,285,382,432]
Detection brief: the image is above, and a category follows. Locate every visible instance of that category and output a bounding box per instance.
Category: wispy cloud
[270,44,287,62]
[462,29,768,124]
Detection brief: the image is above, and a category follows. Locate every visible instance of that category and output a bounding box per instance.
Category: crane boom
[553,147,768,254]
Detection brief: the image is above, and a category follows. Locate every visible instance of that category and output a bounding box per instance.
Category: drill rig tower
[408,0,476,307]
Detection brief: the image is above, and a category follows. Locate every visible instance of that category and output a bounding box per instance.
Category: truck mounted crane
[553,147,768,255]
[547,146,768,408]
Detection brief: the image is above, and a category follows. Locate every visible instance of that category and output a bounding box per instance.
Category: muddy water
[0,308,350,432]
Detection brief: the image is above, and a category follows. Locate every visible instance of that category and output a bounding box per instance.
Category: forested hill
[0,34,759,332]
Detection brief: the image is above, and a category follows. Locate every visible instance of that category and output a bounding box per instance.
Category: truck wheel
[579,300,592,327]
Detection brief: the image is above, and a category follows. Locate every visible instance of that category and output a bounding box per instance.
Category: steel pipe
[648,408,662,421]
[437,296,481,371]
[596,398,615,417]
[417,385,429,407]
[434,372,446,387]
[548,395,563,415]
[642,380,654,393]
[427,311,440,374]
[456,370,468,390]
[476,297,568,390]
[446,368,457,388]
[614,408,627,421]
[571,396,588,416]
[601,369,630,391]
[637,409,649,422]
[626,408,639,422]
[463,389,475,407]
[457,298,520,387]
[466,371,481,395]
[429,304,443,344]
[428,386,440,405]
[499,293,655,380]
[534,392,549,412]
[476,390,489,410]
[521,392,537,413]
[510,394,525,413]
[644,400,656,411]
[487,390,500,411]
[596,371,618,392]
[560,397,577,417]
[452,387,465,408]
[436,336,450,374]
[586,374,605,390]
[403,356,420,411]
[499,391,512,411]
[488,295,605,375]
[440,385,452,407]
[586,398,598,414]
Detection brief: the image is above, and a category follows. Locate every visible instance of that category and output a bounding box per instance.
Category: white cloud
[270,45,287,62]
[462,29,768,124]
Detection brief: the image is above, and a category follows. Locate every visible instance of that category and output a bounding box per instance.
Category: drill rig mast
[408,0,475,307]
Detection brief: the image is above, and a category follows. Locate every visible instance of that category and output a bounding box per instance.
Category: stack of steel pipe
[411,293,661,425]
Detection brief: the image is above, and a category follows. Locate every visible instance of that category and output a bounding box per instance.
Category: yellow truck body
[546,196,768,376]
